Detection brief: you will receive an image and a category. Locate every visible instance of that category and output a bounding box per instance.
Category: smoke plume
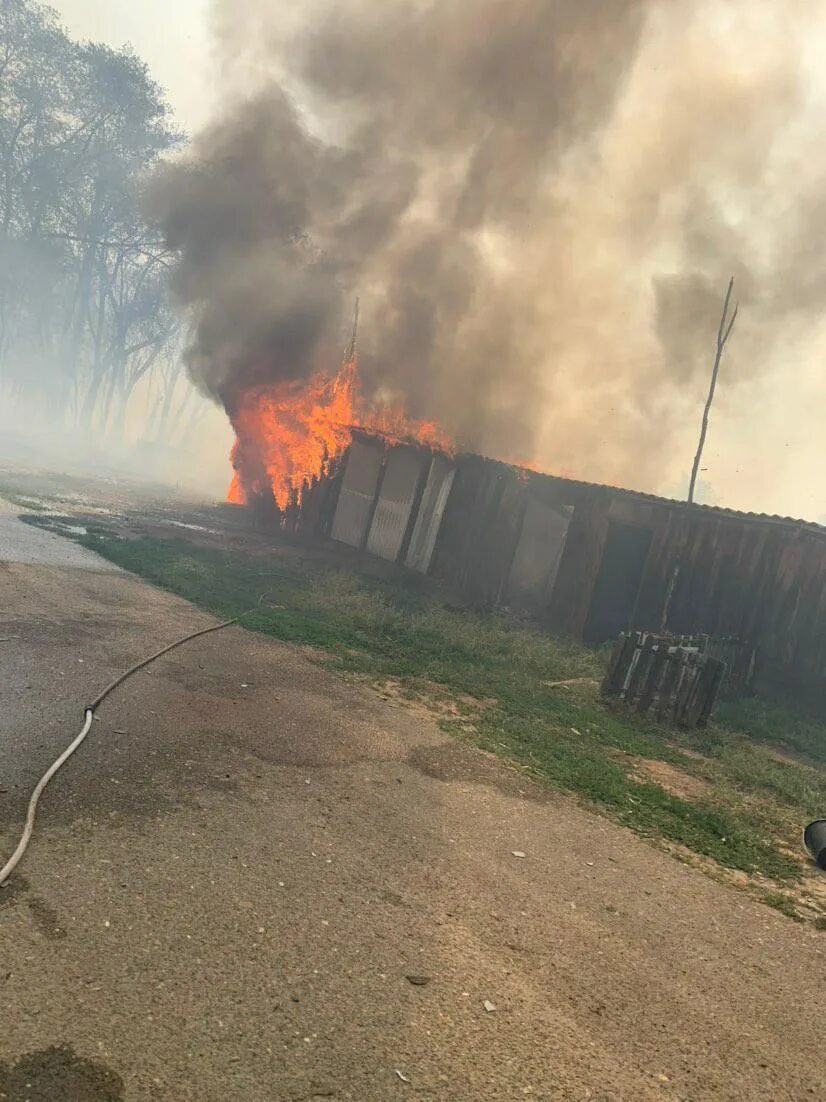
[147,0,826,514]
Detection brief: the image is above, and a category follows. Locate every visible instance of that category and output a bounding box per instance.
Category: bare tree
[687,276,738,504]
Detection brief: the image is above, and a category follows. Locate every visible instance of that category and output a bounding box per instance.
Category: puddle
[0,1045,123,1100]
[0,875,68,940]
[166,520,220,535]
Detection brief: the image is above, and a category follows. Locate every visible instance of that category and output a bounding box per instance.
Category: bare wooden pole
[344,296,359,364]
[687,277,738,504]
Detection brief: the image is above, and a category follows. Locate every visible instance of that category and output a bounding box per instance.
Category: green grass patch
[761,891,803,921]
[77,530,825,887]
[716,695,826,765]
[0,487,51,511]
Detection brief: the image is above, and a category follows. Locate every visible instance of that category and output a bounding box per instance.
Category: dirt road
[0,500,824,1100]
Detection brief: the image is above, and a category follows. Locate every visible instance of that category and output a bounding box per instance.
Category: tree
[0,0,186,439]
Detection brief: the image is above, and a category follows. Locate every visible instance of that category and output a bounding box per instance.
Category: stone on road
[0,497,824,1100]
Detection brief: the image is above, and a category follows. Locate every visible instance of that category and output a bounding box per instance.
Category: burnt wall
[554,491,826,705]
[430,454,607,616]
[301,441,826,706]
[293,456,347,538]
[429,455,526,607]
[429,453,826,705]
[633,509,826,705]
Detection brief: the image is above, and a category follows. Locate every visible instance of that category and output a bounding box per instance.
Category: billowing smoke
[147,0,826,513]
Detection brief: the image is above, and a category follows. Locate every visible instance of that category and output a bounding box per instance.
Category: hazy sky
[55,0,216,133]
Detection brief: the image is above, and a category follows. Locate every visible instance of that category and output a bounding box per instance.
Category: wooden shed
[303,435,826,707]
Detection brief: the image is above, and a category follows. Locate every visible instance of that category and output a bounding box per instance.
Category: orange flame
[227,360,453,510]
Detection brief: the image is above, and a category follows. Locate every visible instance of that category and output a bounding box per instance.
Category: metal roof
[350,429,826,535]
[468,452,826,536]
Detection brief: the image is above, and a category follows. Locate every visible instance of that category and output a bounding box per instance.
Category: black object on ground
[803,820,826,870]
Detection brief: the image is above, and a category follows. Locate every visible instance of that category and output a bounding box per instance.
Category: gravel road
[0,500,823,1100]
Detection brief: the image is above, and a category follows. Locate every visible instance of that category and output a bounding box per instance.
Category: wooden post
[687,278,738,504]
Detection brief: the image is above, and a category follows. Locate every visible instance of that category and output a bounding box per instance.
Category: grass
[761,891,804,921]
[61,526,826,903]
[716,696,826,766]
[0,486,51,512]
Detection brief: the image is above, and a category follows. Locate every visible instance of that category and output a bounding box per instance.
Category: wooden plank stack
[602,631,728,728]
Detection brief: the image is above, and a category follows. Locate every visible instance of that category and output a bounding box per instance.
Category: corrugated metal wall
[428,452,826,704]
[327,437,454,567]
[365,445,427,562]
[430,455,608,617]
[429,456,528,607]
[317,437,826,705]
[506,498,572,610]
[406,455,455,574]
[330,437,384,548]
[627,507,826,703]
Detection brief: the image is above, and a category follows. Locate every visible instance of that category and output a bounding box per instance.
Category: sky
[51,1,826,522]
[55,0,217,134]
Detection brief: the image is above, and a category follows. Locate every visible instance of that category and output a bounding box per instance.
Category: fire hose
[0,614,248,887]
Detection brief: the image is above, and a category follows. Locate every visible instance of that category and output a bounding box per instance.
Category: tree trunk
[687,277,738,504]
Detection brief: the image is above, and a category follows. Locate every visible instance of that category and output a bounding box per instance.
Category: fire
[227,359,453,510]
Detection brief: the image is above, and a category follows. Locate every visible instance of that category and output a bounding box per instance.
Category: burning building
[272,429,826,712]
[202,299,826,712]
[224,310,453,518]
[141,1,826,709]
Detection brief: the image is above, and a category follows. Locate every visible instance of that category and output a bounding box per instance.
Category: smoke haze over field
[145,0,826,517]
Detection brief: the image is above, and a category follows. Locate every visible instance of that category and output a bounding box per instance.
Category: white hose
[1,709,94,886]
[0,610,251,888]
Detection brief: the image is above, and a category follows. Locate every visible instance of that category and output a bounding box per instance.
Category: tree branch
[41,232,173,266]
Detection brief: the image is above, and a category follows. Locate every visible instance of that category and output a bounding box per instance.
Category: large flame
[227,360,453,509]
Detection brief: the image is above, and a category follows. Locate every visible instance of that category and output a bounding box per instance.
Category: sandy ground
[0,500,825,1101]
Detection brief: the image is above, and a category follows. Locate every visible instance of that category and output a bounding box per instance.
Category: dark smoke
[147,0,647,452]
[148,0,823,507]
